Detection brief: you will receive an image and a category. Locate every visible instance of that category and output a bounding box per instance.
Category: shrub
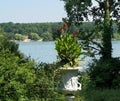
[0,50,35,101]
[28,33,40,40]
[88,58,120,88]
[15,33,25,41]
[81,89,120,101]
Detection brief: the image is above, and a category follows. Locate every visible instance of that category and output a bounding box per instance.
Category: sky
[0,0,67,23]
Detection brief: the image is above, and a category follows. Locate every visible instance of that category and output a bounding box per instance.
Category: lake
[18,41,120,66]
[18,41,57,63]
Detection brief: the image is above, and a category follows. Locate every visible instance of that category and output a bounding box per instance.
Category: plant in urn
[55,22,83,100]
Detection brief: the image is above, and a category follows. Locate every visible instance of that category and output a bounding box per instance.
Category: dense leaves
[63,0,92,25]
[62,0,120,89]
[89,58,120,88]
[41,31,53,41]
[62,0,120,59]
[0,22,62,41]
[0,50,35,101]
[28,32,41,41]
[0,22,119,41]
[15,33,25,41]
[55,33,82,66]
[0,30,59,100]
[55,22,83,67]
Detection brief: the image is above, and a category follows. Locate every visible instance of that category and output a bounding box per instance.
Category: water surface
[18,41,120,65]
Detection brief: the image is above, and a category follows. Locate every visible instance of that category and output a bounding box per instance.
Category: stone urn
[58,66,82,97]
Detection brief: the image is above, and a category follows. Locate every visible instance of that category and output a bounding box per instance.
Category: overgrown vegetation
[89,58,120,89]
[62,0,120,100]
[79,89,120,101]
[0,29,63,100]
[0,22,62,41]
[0,0,120,100]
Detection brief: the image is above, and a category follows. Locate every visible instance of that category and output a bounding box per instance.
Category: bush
[80,89,120,101]
[79,71,91,90]
[15,33,25,41]
[28,33,40,40]
[113,33,120,40]
[41,32,53,41]
[0,50,35,101]
[88,58,120,88]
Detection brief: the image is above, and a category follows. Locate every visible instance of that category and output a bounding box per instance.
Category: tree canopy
[0,21,119,41]
[62,0,120,89]
[62,0,120,59]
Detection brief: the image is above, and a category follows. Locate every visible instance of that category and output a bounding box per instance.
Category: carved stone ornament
[58,67,82,92]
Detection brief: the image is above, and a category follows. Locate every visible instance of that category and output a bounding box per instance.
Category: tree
[0,50,36,101]
[62,0,120,60]
[41,31,53,41]
[28,32,41,40]
[0,30,36,100]
[0,29,60,100]
[0,29,19,55]
[62,0,120,88]
[15,33,25,41]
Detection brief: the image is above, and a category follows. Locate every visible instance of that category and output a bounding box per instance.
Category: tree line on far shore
[0,22,120,41]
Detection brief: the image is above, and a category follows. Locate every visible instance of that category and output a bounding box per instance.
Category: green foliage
[27,62,62,100]
[88,58,120,89]
[0,50,35,101]
[0,51,64,100]
[0,29,6,49]
[15,33,25,41]
[79,89,120,101]
[79,71,91,90]
[0,30,57,100]
[100,0,112,59]
[1,22,118,41]
[41,31,53,41]
[0,30,19,55]
[55,33,82,67]
[0,30,66,100]
[0,29,75,100]
[0,22,62,41]
[28,32,41,40]
[62,0,120,60]
[0,30,36,101]
[113,33,120,40]
[62,0,92,25]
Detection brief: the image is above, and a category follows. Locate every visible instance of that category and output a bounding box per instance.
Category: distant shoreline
[11,39,43,42]
[12,38,120,43]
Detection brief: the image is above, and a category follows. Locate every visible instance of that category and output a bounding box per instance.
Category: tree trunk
[101,0,112,59]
